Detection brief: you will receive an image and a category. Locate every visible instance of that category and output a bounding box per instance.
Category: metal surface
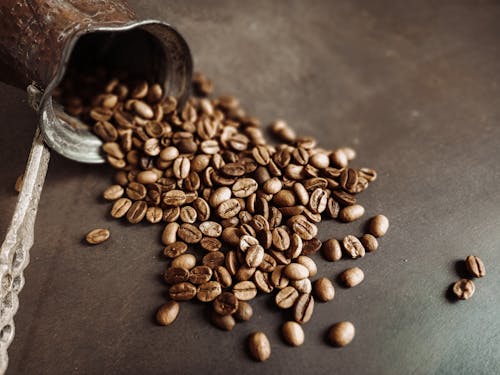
[0,0,193,163]
[1,1,500,374]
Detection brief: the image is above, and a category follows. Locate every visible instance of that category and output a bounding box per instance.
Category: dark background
[1,1,499,374]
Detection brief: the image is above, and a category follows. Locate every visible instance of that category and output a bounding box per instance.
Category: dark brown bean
[156,301,180,326]
[465,255,486,278]
[126,200,147,223]
[169,282,197,301]
[213,292,239,315]
[293,293,314,324]
[164,267,189,284]
[328,321,355,347]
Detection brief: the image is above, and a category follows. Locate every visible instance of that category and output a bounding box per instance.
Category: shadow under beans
[454,259,469,279]
[445,282,459,303]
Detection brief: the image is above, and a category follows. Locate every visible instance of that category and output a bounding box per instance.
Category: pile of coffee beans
[57,70,390,361]
[452,255,486,300]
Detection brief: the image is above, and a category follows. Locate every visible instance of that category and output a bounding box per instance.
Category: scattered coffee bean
[342,235,365,258]
[211,311,236,331]
[369,214,389,237]
[248,332,271,362]
[293,293,314,324]
[465,255,486,278]
[284,263,310,280]
[103,185,124,201]
[328,321,355,347]
[275,286,299,309]
[360,234,379,252]
[213,292,239,315]
[156,301,180,326]
[322,239,342,261]
[282,321,305,346]
[341,267,364,287]
[169,282,197,301]
[453,278,475,300]
[234,301,253,321]
[85,228,110,245]
[338,204,365,222]
[233,281,258,300]
[313,278,335,302]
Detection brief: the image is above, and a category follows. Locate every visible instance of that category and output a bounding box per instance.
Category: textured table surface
[1,1,500,374]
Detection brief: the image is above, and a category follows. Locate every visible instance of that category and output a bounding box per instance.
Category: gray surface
[1,0,500,374]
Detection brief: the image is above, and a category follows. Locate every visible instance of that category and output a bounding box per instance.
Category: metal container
[0,0,193,162]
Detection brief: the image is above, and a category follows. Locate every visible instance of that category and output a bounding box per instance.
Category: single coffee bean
[145,206,163,223]
[330,149,348,168]
[340,168,358,193]
[233,281,258,301]
[282,321,305,346]
[287,233,303,259]
[248,332,271,362]
[293,182,309,206]
[199,221,223,237]
[338,204,365,222]
[342,235,365,258]
[236,265,257,281]
[453,279,475,300]
[221,162,246,177]
[126,200,147,223]
[209,187,232,208]
[159,146,179,161]
[203,251,226,269]
[332,190,356,206]
[126,182,147,200]
[293,293,314,324]
[103,185,124,201]
[245,245,265,268]
[197,281,222,302]
[102,141,124,159]
[171,254,197,270]
[143,138,161,156]
[272,227,291,251]
[212,266,232,288]
[258,253,277,273]
[179,206,197,223]
[239,234,260,252]
[253,270,274,293]
[301,238,322,255]
[162,190,187,206]
[177,223,202,244]
[296,256,317,277]
[322,239,342,261]
[163,241,188,258]
[360,234,379,252]
[291,215,318,240]
[313,278,335,302]
[284,263,310,280]
[213,292,239,315]
[328,321,355,347]
[465,255,486,278]
[173,157,191,179]
[271,119,296,143]
[189,265,213,284]
[309,188,328,214]
[162,222,180,245]
[263,177,282,194]
[94,121,118,142]
[164,267,189,284]
[275,286,299,309]
[232,178,258,198]
[326,197,340,219]
[85,228,110,245]
[273,190,296,207]
[234,300,253,321]
[217,198,242,219]
[369,214,389,237]
[271,266,289,289]
[341,267,365,287]
[291,278,312,294]
[256,229,273,249]
[156,301,180,326]
[211,311,236,331]
[358,167,377,182]
[271,249,291,266]
[169,282,197,301]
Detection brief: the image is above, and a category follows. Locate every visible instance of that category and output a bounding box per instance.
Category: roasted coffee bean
[358,167,377,182]
[252,145,271,165]
[126,200,147,223]
[282,321,305,347]
[126,182,147,200]
[275,286,299,309]
[245,245,265,268]
[177,223,202,244]
[248,332,271,362]
[163,190,187,206]
[322,239,342,261]
[296,256,317,277]
[253,270,273,293]
[94,121,118,142]
[221,162,246,177]
[453,279,475,300]
[360,234,379,252]
[301,238,322,255]
[163,206,180,223]
[193,198,211,221]
[156,301,180,326]
[235,265,256,281]
[284,263,310,280]
[240,234,259,252]
[293,293,314,324]
[268,206,283,228]
[213,292,239,315]
[340,168,358,192]
[342,235,365,258]
[332,190,356,206]
[232,178,258,198]
[199,221,223,237]
[233,301,252,321]
[211,311,236,331]
[263,177,282,195]
[313,278,335,302]
[203,251,225,269]
[330,149,348,168]
[271,266,289,289]
[102,142,124,159]
[291,215,318,240]
[272,227,290,251]
[225,250,239,275]
[171,254,197,270]
[258,253,277,273]
[162,222,179,245]
[103,184,124,201]
[341,267,364,287]
[326,197,340,219]
[465,255,486,278]
[179,206,197,223]
[163,241,188,258]
[309,188,328,214]
[286,233,303,259]
[197,281,222,302]
[271,119,296,143]
[214,266,233,288]
[310,152,330,169]
[271,249,291,266]
[256,230,272,250]
[217,198,241,219]
[233,281,258,301]
[339,204,365,222]
[164,267,189,284]
[328,321,355,347]
[273,190,296,207]
[85,228,110,245]
[173,157,191,179]
[369,214,389,237]
[136,170,158,185]
[146,206,163,223]
[200,237,222,252]
[169,282,197,301]
[291,278,312,294]
[189,265,213,284]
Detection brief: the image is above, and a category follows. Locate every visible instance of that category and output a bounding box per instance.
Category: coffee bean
[236,265,256,281]
[465,255,486,278]
[232,178,258,198]
[282,321,305,346]
[233,281,257,301]
[338,204,365,222]
[342,235,365,258]
[126,200,147,223]
[293,293,314,324]
[341,267,364,287]
[253,270,273,293]
[173,157,191,180]
[172,254,197,270]
[102,142,124,159]
[163,190,187,206]
[283,263,309,280]
[271,119,296,143]
[146,206,163,223]
[272,227,291,251]
[213,292,239,315]
[330,149,348,168]
[94,121,118,142]
[291,278,312,294]
[313,278,335,302]
[156,301,180,326]
[234,300,253,321]
[258,253,277,273]
[369,214,389,237]
[103,185,124,201]
[358,167,377,182]
[322,239,342,261]
[169,282,197,301]
[126,182,147,200]
[332,190,356,206]
[179,206,197,223]
[178,223,202,244]
[248,332,271,362]
[159,146,179,161]
[221,162,246,177]
[340,168,358,193]
[197,281,222,302]
[453,279,475,300]
[211,311,236,331]
[360,234,378,252]
[263,177,282,195]
[85,228,110,245]
[164,267,189,284]
[203,251,225,269]
[199,221,223,237]
[296,256,317,277]
[214,266,233,288]
[239,234,259,252]
[163,241,188,258]
[290,215,318,240]
[309,188,328,214]
[162,222,180,245]
[245,245,265,268]
[216,198,241,219]
[273,190,296,207]
[328,321,355,347]
[326,197,340,219]
[189,265,213,284]
[301,238,322,255]
[275,286,299,309]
